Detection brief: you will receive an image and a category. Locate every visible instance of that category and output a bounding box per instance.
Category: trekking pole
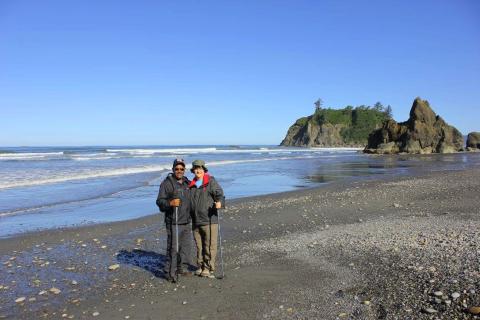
[217,207,225,279]
[173,190,180,282]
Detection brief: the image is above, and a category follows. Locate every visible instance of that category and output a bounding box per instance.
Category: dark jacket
[189,174,225,226]
[156,174,191,225]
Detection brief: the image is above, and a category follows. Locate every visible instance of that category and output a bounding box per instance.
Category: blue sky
[1,0,479,146]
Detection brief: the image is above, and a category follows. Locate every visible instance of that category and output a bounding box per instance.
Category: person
[188,159,225,278]
[156,158,193,282]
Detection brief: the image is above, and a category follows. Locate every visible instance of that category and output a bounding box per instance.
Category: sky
[0,0,479,146]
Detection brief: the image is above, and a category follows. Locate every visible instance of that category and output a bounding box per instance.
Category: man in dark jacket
[189,159,225,278]
[156,158,193,282]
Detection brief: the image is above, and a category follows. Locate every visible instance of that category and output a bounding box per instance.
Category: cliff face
[280,107,387,147]
[364,98,464,154]
[280,118,348,147]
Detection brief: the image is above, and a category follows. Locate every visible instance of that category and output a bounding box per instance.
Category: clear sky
[1,0,479,146]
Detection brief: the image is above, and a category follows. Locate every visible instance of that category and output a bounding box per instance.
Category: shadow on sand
[116,249,167,278]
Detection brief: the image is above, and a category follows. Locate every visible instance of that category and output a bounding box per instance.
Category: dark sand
[1,166,480,319]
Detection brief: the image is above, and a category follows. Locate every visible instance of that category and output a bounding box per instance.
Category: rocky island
[364,97,464,154]
[280,102,391,147]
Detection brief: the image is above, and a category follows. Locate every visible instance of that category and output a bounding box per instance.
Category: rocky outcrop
[364,98,464,154]
[281,106,387,147]
[280,118,351,147]
[466,132,480,151]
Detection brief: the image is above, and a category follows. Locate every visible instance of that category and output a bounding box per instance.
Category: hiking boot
[207,271,216,279]
[194,268,203,276]
[200,269,211,277]
[164,274,177,283]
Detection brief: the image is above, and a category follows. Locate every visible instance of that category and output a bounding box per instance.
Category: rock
[92,311,100,317]
[15,297,26,303]
[49,287,61,294]
[280,105,386,147]
[364,97,463,154]
[468,307,480,315]
[108,264,120,271]
[433,291,443,297]
[451,292,460,299]
[393,203,400,208]
[423,308,437,314]
[466,132,480,150]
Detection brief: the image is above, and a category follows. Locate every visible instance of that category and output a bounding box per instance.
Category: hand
[170,199,181,207]
[215,201,222,209]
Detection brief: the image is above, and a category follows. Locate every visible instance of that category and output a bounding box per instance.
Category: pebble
[424,308,437,314]
[451,292,460,299]
[108,264,120,271]
[15,297,26,303]
[468,307,480,315]
[182,301,187,305]
[433,291,443,297]
[49,287,61,294]
[92,311,100,317]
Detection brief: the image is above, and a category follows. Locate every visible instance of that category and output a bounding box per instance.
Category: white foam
[0,164,172,190]
[0,152,64,160]
[0,148,362,190]
[107,148,218,154]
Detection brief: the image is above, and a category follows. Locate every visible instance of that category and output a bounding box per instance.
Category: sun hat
[190,159,208,173]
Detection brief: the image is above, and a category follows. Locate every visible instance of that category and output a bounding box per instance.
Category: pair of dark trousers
[164,222,192,278]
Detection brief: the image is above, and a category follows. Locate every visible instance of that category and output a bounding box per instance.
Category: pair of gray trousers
[164,222,192,278]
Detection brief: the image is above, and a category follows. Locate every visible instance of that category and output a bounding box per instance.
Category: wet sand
[1,167,480,319]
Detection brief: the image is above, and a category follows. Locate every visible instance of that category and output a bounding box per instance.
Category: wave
[0,164,172,190]
[0,152,65,161]
[0,147,361,162]
[107,148,218,155]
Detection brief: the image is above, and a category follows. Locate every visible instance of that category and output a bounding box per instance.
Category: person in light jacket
[188,159,225,278]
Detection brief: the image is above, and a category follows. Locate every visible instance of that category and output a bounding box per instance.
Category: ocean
[1,145,479,238]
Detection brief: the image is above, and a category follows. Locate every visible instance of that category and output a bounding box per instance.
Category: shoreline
[1,166,479,319]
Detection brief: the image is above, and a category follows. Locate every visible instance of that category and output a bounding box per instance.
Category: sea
[1,145,479,238]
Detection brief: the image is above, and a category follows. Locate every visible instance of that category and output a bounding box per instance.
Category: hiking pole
[173,190,180,283]
[217,206,225,279]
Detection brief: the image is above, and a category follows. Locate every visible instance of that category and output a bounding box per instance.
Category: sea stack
[364,97,463,154]
[466,132,480,151]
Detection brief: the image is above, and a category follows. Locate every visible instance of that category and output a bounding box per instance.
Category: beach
[1,163,479,319]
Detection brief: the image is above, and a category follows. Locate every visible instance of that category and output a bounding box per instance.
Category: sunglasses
[174,167,185,172]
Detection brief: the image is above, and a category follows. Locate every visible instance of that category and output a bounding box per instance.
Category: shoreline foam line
[0,152,360,190]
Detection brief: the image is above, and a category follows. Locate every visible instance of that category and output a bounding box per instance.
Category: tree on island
[373,101,384,111]
[384,105,393,119]
[314,98,323,112]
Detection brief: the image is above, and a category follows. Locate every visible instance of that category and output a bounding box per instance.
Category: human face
[193,166,205,180]
[173,165,185,180]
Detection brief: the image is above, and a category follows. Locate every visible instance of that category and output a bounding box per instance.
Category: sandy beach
[1,166,479,319]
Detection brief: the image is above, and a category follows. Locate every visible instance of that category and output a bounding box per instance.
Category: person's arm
[210,177,225,209]
[156,180,173,212]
